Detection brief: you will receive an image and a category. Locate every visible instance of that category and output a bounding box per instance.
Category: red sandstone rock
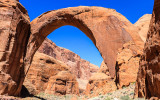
[38,38,99,80]
[0,0,145,96]
[85,72,117,97]
[98,61,110,76]
[0,0,30,96]
[134,14,152,42]
[115,41,142,89]
[38,38,99,92]
[25,6,144,80]
[45,71,79,95]
[114,14,151,90]
[23,52,79,95]
[134,0,160,99]
[85,60,117,97]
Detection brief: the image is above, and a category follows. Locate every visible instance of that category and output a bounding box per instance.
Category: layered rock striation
[38,38,99,80]
[0,0,30,96]
[23,52,79,95]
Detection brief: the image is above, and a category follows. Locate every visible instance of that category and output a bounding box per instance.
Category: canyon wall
[0,0,30,96]
[23,52,79,96]
[134,0,160,99]
[38,38,99,80]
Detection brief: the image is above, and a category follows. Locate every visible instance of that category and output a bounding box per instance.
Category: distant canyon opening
[23,25,104,96]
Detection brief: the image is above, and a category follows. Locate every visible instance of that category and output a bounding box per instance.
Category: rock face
[98,61,110,76]
[85,72,117,97]
[134,0,160,99]
[0,0,30,96]
[38,38,99,80]
[23,52,79,95]
[115,41,141,89]
[134,14,152,42]
[85,61,116,97]
[45,71,79,95]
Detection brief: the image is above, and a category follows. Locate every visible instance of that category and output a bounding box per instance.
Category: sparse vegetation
[120,95,130,100]
[105,97,111,100]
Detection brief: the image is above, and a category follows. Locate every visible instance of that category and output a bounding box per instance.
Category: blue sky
[20,0,154,67]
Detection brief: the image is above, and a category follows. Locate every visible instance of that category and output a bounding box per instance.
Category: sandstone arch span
[25,6,143,79]
[0,0,144,96]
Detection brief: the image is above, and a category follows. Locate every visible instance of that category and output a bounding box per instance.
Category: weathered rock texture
[23,52,79,95]
[134,14,152,42]
[25,6,144,80]
[115,41,141,89]
[45,71,79,95]
[38,38,99,80]
[85,60,116,97]
[98,61,110,76]
[85,72,117,97]
[134,0,160,99]
[0,0,30,96]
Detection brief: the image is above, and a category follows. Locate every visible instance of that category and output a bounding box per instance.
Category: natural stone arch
[0,1,145,95]
[24,6,143,79]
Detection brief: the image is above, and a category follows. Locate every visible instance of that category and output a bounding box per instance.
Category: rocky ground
[18,83,145,100]
[88,83,136,100]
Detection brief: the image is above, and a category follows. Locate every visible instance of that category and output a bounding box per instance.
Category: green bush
[120,95,130,100]
[105,97,111,100]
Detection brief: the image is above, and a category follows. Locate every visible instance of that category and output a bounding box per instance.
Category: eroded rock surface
[25,6,144,79]
[23,52,79,95]
[134,0,160,99]
[85,72,117,97]
[115,41,142,89]
[0,0,30,96]
[38,38,99,80]
[45,71,79,95]
[134,14,152,42]
[98,61,110,76]
[0,0,146,96]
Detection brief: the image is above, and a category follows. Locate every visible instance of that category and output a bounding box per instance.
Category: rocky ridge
[134,14,152,42]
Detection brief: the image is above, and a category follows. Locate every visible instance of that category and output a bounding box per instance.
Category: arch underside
[25,6,143,78]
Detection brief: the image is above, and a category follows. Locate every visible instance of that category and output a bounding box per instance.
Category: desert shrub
[107,93,112,95]
[100,95,103,98]
[91,91,93,94]
[122,86,127,89]
[105,97,111,100]
[120,95,130,100]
